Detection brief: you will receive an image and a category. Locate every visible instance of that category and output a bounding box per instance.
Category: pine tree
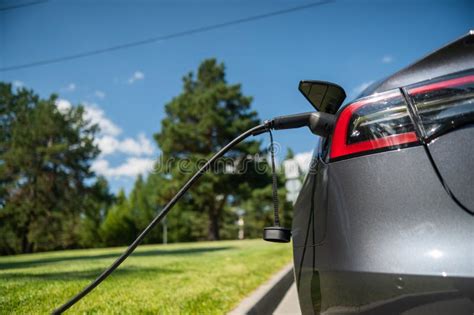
[79,176,115,248]
[0,83,108,254]
[100,190,136,246]
[153,59,270,240]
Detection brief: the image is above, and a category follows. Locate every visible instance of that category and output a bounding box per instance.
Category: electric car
[292,31,474,314]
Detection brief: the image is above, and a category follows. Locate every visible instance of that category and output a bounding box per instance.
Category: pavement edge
[228,263,295,315]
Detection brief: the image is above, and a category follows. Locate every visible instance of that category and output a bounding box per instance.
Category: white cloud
[54,99,156,183]
[128,71,145,84]
[120,133,154,155]
[95,136,119,155]
[55,100,121,138]
[92,157,155,178]
[382,55,393,64]
[96,133,154,156]
[56,101,154,156]
[95,90,106,99]
[62,83,76,92]
[352,80,375,96]
[91,159,110,176]
[12,80,24,88]
[56,100,122,137]
[83,104,122,137]
[55,98,72,113]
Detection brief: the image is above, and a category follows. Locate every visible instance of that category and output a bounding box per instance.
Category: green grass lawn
[0,239,292,314]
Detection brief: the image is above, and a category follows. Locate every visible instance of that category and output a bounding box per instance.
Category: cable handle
[262,130,291,244]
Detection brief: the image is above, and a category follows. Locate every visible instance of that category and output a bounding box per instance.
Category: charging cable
[53,111,335,313]
[52,123,268,314]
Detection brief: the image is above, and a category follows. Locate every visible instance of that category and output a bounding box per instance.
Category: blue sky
[1,0,472,193]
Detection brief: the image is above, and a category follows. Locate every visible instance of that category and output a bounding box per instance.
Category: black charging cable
[53,111,334,314]
[262,128,291,243]
[268,130,280,227]
[52,123,269,314]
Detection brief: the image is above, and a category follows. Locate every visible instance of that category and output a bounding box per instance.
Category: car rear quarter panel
[292,146,474,314]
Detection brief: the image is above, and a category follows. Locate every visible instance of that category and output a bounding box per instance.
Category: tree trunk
[207,194,227,241]
[208,208,220,241]
[21,230,31,254]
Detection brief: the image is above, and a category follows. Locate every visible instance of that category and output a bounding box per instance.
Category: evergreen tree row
[0,59,293,255]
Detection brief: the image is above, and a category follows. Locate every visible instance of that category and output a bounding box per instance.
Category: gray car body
[292,32,474,314]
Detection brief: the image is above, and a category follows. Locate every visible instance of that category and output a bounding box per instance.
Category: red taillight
[407,73,474,140]
[330,72,474,161]
[408,74,474,95]
[330,90,419,160]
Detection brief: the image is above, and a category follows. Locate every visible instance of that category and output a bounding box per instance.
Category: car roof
[358,30,474,99]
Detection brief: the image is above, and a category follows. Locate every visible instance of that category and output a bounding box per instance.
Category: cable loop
[268,130,280,227]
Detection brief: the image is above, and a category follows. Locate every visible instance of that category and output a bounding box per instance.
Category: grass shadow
[1,265,182,281]
[0,246,233,270]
